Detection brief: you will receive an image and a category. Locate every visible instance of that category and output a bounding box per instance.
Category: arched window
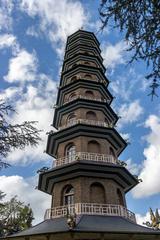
[72,63,78,68]
[70,76,77,82]
[68,92,76,101]
[84,74,92,79]
[92,62,97,67]
[86,111,97,120]
[88,140,100,153]
[101,96,105,102]
[84,51,90,55]
[84,61,90,65]
[63,185,74,205]
[104,117,109,126]
[109,147,115,157]
[65,143,76,162]
[85,90,94,99]
[67,113,76,124]
[117,189,124,206]
[90,183,105,203]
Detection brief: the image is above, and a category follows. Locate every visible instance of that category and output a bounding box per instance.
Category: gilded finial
[143,208,160,230]
[66,207,76,230]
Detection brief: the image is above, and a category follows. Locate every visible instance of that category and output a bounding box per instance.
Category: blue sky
[0,0,160,225]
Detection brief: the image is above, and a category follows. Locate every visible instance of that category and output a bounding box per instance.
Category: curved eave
[38,161,138,194]
[8,216,160,238]
[60,64,109,87]
[56,80,113,106]
[46,124,127,157]
[53,99,118,128]
[65,44,103,61]
[66,33,100,52]
[56,79,113,106]
[67,29,100,47]
[66,39,101,54]
[62,53,105,73]
[8,215,160,240]
[61,64,105,77]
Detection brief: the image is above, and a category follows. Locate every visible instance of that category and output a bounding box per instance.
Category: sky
[0,0,160,226]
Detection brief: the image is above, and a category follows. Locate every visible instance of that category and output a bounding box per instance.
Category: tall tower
[40,29,138,216]
[10,30,160,240]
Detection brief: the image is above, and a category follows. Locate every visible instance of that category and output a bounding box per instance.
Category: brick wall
[52,176,126,208]
[60,107,106,126]
[63,87,102,103]
[56,136,117,158]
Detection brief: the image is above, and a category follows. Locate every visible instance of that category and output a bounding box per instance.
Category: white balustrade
[44,203,136,223]
[55,152,116,167]
[63,95,109,106]
[59,119,113,130]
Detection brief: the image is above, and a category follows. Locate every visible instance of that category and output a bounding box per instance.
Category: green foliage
[99,0,160,97]
[0,100,41,169]
[0,194,34,237]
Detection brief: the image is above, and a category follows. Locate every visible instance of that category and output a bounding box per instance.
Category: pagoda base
[7,215,160,240]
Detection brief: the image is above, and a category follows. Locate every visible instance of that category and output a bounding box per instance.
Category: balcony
[63,95,110,106]
[59,119,114,131]
[55,152,117,167]
[44,203,136,223]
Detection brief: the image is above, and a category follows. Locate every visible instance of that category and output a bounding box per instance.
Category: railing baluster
[44,203,136,223]
[63,95,107,106]
[55,152,117,167]
[59,118,113,131]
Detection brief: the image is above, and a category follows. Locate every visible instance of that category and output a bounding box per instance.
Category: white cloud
[119,132,131,142]
[0,34,19,54]
[2,75,57,165]
[88,20,109,35]
[136,211,150,226]
[102,41,127,70]
[19,0,88,57]
[125,158,142,175]
[0,34,16,48]
[1,37,57,165]
[0,0,14,31]
[0,175,51,224]
[132,115,160,198]
[0,87,20,101]
[109,68,145,101]
[117,100,144,128]
[26,26,40,38]
[4,49,38,83]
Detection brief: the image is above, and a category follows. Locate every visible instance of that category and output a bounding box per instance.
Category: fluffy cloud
[19,0,88,57]
[110,68,145,101]
[0,175,51,224]
[0,0,13,31]
[1,74,57,165]
[26,26,40,38]
[132,115,160,198]
[117,100,144,128]
[136,211,150,226]
[1,32,58,166]
[102,41,127,70]
[125,158,142,176]
[0,86,19,100]
[119,132,131,142]
[4,49,38,83]
[0,34,16,48]
[0,34,19,55]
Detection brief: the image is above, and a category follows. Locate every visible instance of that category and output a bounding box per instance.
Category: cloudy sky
[0,0,160,226]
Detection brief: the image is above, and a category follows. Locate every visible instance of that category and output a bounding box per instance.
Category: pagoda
[8,30,160,240]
